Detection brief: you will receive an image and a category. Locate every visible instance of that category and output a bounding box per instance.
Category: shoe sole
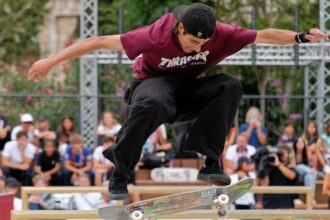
[197,173,231,186]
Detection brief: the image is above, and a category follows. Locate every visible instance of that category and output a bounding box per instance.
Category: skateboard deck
[150,167,199,182]
[98,177,253,220]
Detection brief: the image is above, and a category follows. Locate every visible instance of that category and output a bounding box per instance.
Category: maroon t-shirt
[120,13,257,79]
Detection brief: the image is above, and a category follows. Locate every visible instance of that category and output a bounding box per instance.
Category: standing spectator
[260,145,298,209]
[63,133,92,185]
[5,177,22,210]
[28,175,49,210]
[97,112,121,141]
[293,137,317,203]
[239,107,267,149]
[34,116,56,150]
[11,113,34,143]
[0,176,6,193]
[0,114,10,151]
[230,156,256,209]
[2,131,36,185]
[93,136,115,186]
[224,134,256,175]
[34,139,61,186]
[302,121,330,173]
[56,116,76,157]
[73,174,103,210]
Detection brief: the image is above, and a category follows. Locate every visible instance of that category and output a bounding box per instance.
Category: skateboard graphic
[98,177,253,220]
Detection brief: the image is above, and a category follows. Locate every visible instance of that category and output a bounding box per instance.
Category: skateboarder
[28,3,328,200]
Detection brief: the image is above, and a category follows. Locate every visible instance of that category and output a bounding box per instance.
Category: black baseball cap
[237,156,252,165]
[6,177,19,188]
[173,3,216,39]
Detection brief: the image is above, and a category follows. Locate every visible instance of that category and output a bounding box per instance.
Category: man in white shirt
[11,113,35,143]
[2,131,36,185]
[224,134,256,175]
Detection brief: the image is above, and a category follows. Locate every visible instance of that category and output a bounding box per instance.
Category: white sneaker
[323,165,330,174]
[294,199,304,205]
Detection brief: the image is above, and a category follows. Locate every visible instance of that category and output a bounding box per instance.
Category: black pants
[107,74,242,179]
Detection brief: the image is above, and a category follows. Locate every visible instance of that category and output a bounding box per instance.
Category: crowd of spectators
[1,106,330,210]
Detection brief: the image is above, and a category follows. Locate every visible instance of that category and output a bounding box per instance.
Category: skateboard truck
[213,194,229,218]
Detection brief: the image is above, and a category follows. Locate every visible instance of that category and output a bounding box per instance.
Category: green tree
[0,0,48,65]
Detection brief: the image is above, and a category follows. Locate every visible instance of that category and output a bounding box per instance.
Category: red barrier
[0,193,14,220]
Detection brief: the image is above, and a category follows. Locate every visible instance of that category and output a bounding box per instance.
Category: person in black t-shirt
[260,145,299,209]
[34,139,61,186]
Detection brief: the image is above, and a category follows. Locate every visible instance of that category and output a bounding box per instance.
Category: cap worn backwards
[173,3,216,39]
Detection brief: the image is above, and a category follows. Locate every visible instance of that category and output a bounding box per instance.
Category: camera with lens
[251,146,283,179]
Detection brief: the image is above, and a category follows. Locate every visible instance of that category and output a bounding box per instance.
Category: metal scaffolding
[80,0,330,146]
[79,0,98,147]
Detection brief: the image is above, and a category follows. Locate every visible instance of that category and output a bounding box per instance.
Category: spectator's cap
[237,156,252,165]
[173,3,216,39]
[21,113,33,123]
[37,115,47,122]
[5,177,19,188]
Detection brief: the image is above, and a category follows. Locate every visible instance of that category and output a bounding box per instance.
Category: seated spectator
[28,175,49,210]
[302,121,330,173]
[73,174,103,210]
[143,125,172,153]
[230,157,256,209]
[11,113,34,143]
[321,120,330,166]
[140,125,172,169]
[239,107,267,149]
[2,131,36,185]
[259,145,298,209]
[278,120,297,148]
[0,176,6,193]
[34,116,56,150]
[93,136,115,186]
[97,112,121,142]
[293,137,317,203]
[63,133,92,185]
[224,134,256,175]
[0,113,10,151]
[323,173,330,208]
[5,177,22,210]
[34,139,61,186]
[56,116,76,157]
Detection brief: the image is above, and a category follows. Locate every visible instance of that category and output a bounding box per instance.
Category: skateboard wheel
[131,210,143,220]
[218,194,229,205]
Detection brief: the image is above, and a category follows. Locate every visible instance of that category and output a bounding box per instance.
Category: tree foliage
[0,0,48,65]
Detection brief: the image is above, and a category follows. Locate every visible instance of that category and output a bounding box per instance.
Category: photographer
[256,145,299,209]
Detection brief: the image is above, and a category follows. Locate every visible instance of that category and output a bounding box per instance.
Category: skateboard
[98,177,253,220]
[150,167,199,182]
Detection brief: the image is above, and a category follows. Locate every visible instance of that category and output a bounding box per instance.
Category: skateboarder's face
[177,23,209,53]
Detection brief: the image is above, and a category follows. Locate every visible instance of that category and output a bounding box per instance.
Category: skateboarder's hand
[28,58,53,82]
[306,28,329,42]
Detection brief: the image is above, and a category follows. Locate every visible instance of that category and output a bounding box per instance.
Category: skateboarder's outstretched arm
[254,28,328,45]
[28,35,123,82]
